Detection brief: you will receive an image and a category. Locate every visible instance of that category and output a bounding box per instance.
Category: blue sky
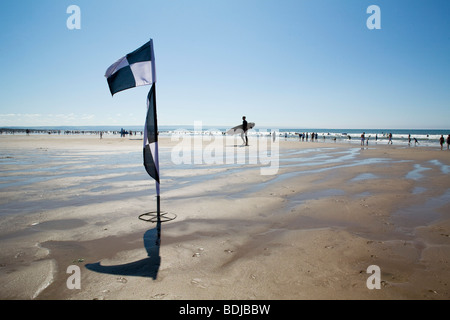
[0,0,449,129]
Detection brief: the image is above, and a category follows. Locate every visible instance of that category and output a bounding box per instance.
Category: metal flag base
[139,196,177,223]
[138,211,177,223]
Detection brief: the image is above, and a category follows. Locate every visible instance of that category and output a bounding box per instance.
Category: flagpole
[150,38,160,221]
[106,39,174,224]
[156,194,160,220]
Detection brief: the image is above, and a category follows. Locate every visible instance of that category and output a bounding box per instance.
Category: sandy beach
[1,133,449,300]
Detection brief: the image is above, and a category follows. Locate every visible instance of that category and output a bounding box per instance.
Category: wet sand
[0,134,449,300]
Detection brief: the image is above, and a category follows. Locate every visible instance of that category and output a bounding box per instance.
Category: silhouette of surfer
[242,116,248,146]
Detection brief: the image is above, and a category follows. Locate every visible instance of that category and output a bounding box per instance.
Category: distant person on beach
[414,137,419,146]
[408,134,411,146]
[440,135,445,150]
[447,135,450,150]
[388,133,393,144]
[361,132,365,146]
[242,116,248,146]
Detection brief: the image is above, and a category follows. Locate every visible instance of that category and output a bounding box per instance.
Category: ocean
[1,125,449,147]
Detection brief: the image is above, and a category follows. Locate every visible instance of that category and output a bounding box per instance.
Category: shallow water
[0,142,448,230]
[0,148,150,217]
[392,189,450,234]
[350,173,378,182]
[285,188,346,211]
[429,159,450,174]
[405,164,432,180]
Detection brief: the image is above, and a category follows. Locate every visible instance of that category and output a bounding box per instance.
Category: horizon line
[1,125,449,131]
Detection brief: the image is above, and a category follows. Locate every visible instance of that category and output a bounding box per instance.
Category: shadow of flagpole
[85,217,161,280]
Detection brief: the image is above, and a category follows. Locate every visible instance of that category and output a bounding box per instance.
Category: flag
[144,83,160,196]
[105,39,160,194]
[105,40,156,96]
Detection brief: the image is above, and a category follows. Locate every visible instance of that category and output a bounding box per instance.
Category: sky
[0,0,449,129]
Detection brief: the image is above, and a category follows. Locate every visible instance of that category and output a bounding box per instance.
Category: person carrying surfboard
[242,116,249,146]
[225,119,255,143]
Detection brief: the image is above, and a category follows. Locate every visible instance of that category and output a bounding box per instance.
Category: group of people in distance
[241,119,450,151]
[440,135,450,150]
[360,132,396,146]
[359,132,450,150]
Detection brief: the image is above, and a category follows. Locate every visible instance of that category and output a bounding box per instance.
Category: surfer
[242,116,248,146]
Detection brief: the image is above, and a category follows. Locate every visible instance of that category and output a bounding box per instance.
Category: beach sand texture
[1,134,449,300]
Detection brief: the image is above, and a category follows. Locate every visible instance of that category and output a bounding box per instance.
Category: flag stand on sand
[105,39,176,224]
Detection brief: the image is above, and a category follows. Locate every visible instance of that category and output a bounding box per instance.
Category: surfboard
[226,122,255,135]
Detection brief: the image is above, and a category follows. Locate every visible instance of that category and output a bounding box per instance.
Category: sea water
[1,126,449,148]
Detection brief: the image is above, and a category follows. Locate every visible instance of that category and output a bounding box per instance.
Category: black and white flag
[144,83,160,195]
[105,40,156,96]
[105,39,160,193]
